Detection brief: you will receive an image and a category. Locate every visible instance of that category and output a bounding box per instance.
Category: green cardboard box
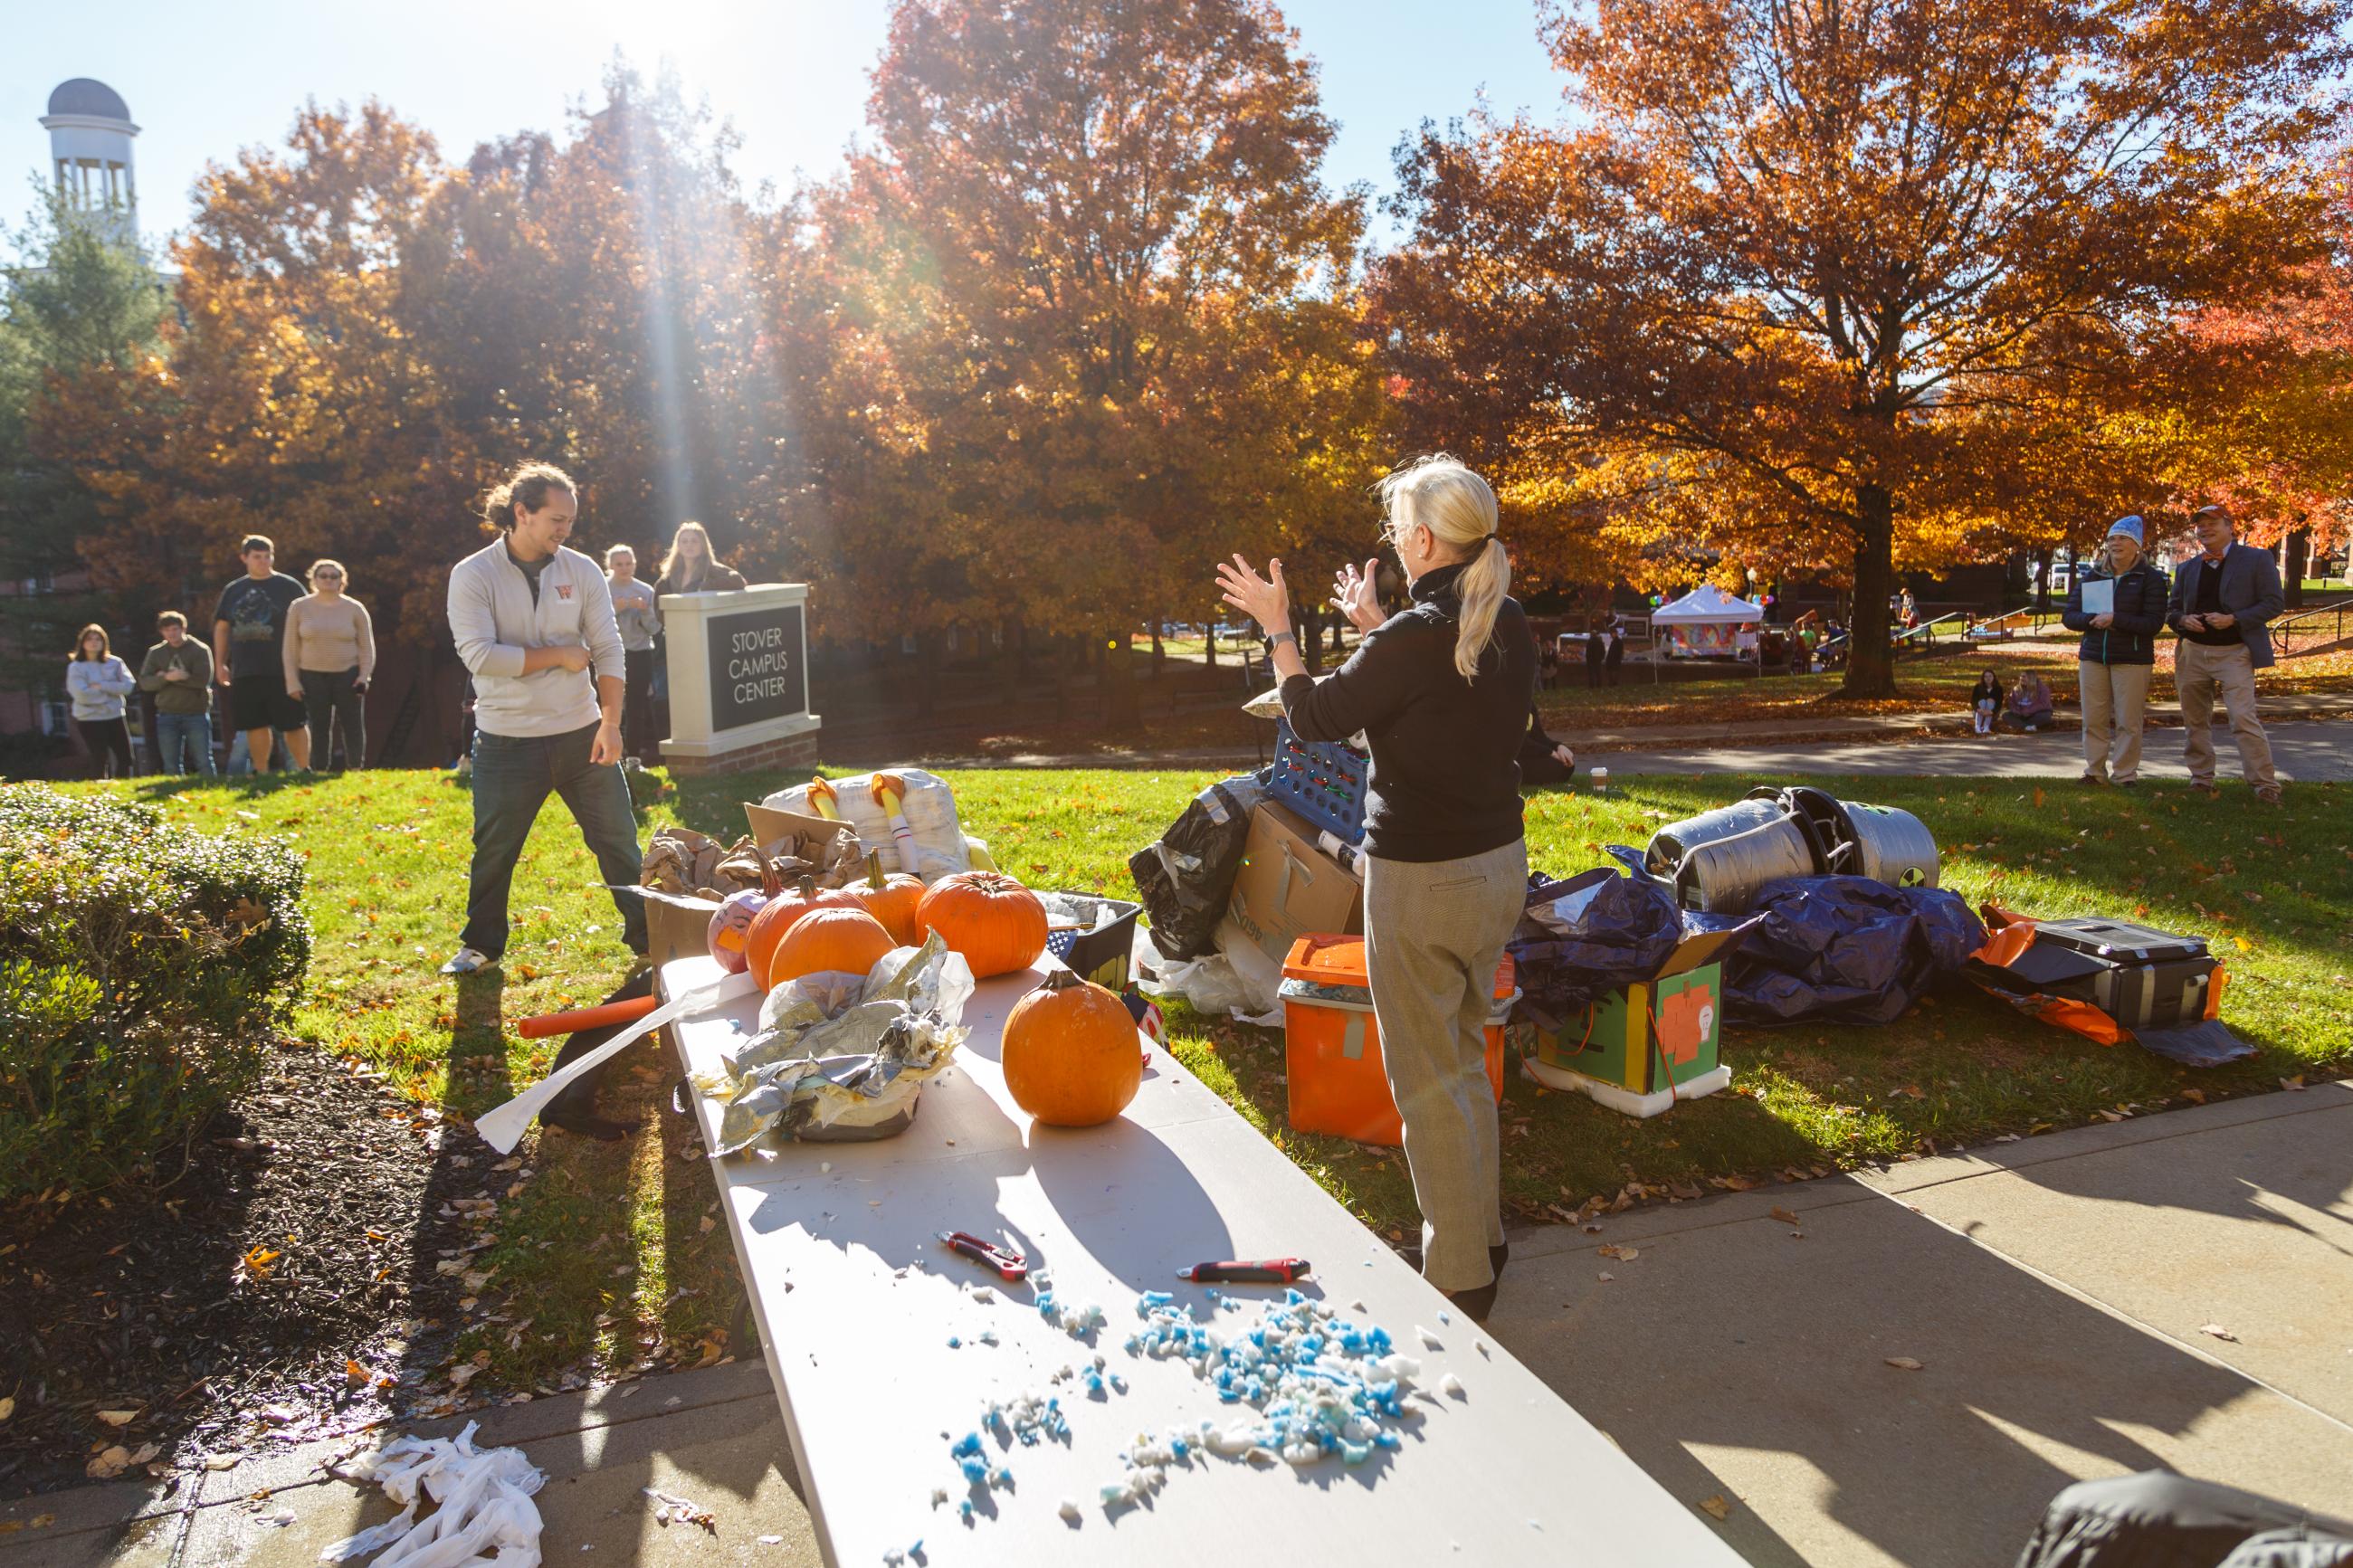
[1525,925,1747,1095]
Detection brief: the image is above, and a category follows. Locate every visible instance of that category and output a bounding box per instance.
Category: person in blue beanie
[2061,515,2170,786]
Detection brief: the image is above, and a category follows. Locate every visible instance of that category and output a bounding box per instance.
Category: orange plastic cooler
[1278,934,1519,1146]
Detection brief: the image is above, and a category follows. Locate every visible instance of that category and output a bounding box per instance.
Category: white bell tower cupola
[42,79,139,242]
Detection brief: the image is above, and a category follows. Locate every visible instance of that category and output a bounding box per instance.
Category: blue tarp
[1724,876,1986,1026]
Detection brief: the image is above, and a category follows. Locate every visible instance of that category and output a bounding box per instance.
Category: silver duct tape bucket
[1644,797,1791,878]
[1665,816,1819,913]
[1841,803,1939,889]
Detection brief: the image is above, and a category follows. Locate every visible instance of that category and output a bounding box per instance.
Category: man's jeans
[462,722,647,961]
[157,711,217,775]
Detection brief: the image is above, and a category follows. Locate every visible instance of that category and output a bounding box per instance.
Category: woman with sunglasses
[284,558,376,770]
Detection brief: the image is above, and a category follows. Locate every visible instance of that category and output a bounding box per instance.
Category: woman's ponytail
[1451,537,1510,682]
[1377,453,1511,682]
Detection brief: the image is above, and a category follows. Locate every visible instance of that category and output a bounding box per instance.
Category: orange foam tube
[516,993,661,1039]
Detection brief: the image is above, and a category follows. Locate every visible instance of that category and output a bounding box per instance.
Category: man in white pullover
[443,464,648,984]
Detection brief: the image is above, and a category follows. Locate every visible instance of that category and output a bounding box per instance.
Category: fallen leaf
[2200,1323,2239,1343]
[204,1454,240,1471]
[1884,1356,1926,1372]
[86,1446,133,1479]
[96,1410,139,1428]
[2178,1088,2207,1105]
[129,1443,161,1466]
[1698,1494,1732,1521]
[1768,1206,1801,1226]
[698,1214,716,1235]
[2281,1077,2306,1092]
[0,1396,12,1421]
[1596,1271,1615,1282]
[2033,787,2046,809]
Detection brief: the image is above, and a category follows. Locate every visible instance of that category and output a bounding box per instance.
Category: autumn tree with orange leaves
[794,0,1386,724]
[1373,0,2349,696]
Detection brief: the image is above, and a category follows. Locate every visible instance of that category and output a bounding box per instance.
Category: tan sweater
[283,594,376,682]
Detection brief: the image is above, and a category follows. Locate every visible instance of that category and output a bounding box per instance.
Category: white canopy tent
[1651,584,1770,674]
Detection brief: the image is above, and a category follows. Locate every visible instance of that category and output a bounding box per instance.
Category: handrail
[2270,594,2353,657]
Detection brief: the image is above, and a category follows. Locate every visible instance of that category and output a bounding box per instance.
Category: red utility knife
[938,1231,1028,1281]
[1176,1258,1311,1284]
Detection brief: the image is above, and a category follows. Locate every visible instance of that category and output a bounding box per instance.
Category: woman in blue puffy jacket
[2060,516,2171,787]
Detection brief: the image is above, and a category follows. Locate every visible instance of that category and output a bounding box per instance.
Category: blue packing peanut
[1341,1440,1371,1466]
[1286,1288,1308,1306]
[947,1336,960,1348]
[959,1458,988,1484]
[1036,1291,1058,1322]
[950,1432,983,1459]
[991,1467,1013,1488]
[1367,1326,1394,1354]
[1137,1290,1174,1314]
[957,1499,973,1521]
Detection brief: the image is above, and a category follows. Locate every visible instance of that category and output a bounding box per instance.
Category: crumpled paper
[694,934,974,1155]
[320,1420,544,1567]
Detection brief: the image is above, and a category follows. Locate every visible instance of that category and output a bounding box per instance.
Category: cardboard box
[1520,924,1748,1114]
[643,889,722,965]
[743,803,858,879]
[1224,801,1362,969]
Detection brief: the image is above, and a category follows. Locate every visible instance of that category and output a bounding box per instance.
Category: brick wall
[663,729,821,777]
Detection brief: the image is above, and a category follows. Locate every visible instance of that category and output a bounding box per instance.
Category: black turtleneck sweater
[1279,562,1535,862]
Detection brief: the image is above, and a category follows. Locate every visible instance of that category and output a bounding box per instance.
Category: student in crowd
[66,623,138,778]
[2167,504,2286,803]
[443,465,647,1061]
[653,519,747,596]
[1223,456,1532,1322]
[605,544,661,761]
[284,558,376,772]
[139,612,217,775]
[213,535,311,772]
[1969,669,2004,736]
[2061,515,2170,787]
[2000,670,2058,733]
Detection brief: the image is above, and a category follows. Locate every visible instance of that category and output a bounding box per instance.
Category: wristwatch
[1268,631,1297,649]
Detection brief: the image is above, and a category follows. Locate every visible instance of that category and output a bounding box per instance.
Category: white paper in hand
[2079,577,2115,616]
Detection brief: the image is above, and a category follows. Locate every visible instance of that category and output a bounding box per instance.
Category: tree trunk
[1102,624,1140,729]
[2284,527,2310,610]
[1150,615,1166,678]
[1053,634,1072,724]
[1299,605,1323,674]
[2032,548,2053,613]
[1204,618,1217,668]
[913,628,943,721]
[997,615,1023,710]
[1840,485,1899,698]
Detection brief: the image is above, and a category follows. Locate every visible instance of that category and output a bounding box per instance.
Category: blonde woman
[653,520,746,595]
[284,559,376,770]
[1217,454,1535,1321]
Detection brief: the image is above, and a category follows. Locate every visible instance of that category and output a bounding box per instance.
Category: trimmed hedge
[0,785,310,1197]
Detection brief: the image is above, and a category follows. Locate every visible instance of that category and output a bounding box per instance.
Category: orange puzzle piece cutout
[1656,982,1716,1068]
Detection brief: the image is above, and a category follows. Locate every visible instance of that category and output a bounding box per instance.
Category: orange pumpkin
[745,876,859,989]
[1001,970,1143,1127]
[767,906,896,985]
[915,872,1047,979]
[850,850,928,946]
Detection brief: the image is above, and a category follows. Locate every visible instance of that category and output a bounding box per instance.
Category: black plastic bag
[1509,847,1693,1014]
[1724,876,1986,1027]
[1129,772,1269,961]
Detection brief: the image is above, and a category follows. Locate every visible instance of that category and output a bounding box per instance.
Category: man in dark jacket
[2060,515,2170,786]
[2167,505,2285,803]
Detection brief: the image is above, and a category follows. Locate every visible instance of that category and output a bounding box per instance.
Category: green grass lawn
[82,764,2352,1401]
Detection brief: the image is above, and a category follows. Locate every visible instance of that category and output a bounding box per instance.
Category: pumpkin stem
[1034,969,1085,994]
[866,849,886,891]
[797,874,817,900]
[757,849,782,898]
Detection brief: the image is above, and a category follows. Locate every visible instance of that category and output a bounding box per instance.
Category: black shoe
[1443,1282,1499,1323]
[540,1107,641,1141]
[1393,1240,1510,1283]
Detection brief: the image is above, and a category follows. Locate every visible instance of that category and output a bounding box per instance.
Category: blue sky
[3,0,1571,261]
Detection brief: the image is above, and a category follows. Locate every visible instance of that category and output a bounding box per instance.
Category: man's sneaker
[2255,785,2283,806]
[440,946,497,975]
[2078,772,2106,786]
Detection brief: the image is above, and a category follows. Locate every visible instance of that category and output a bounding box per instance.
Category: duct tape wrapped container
[1647,786,1939,913]
[691,933,976,1153]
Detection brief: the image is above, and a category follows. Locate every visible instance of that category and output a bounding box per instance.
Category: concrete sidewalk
[1598,717,2353,781]
[12,1085,2349,1566]
[1493,1080,2353,1567]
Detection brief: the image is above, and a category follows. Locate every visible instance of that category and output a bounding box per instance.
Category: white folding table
[662,954,1744,1566]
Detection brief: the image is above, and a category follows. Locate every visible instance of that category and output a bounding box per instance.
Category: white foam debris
[1440,1373,1466,1400]
[1058,1498,1081,1522]
[1416,1325,1444,1350]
